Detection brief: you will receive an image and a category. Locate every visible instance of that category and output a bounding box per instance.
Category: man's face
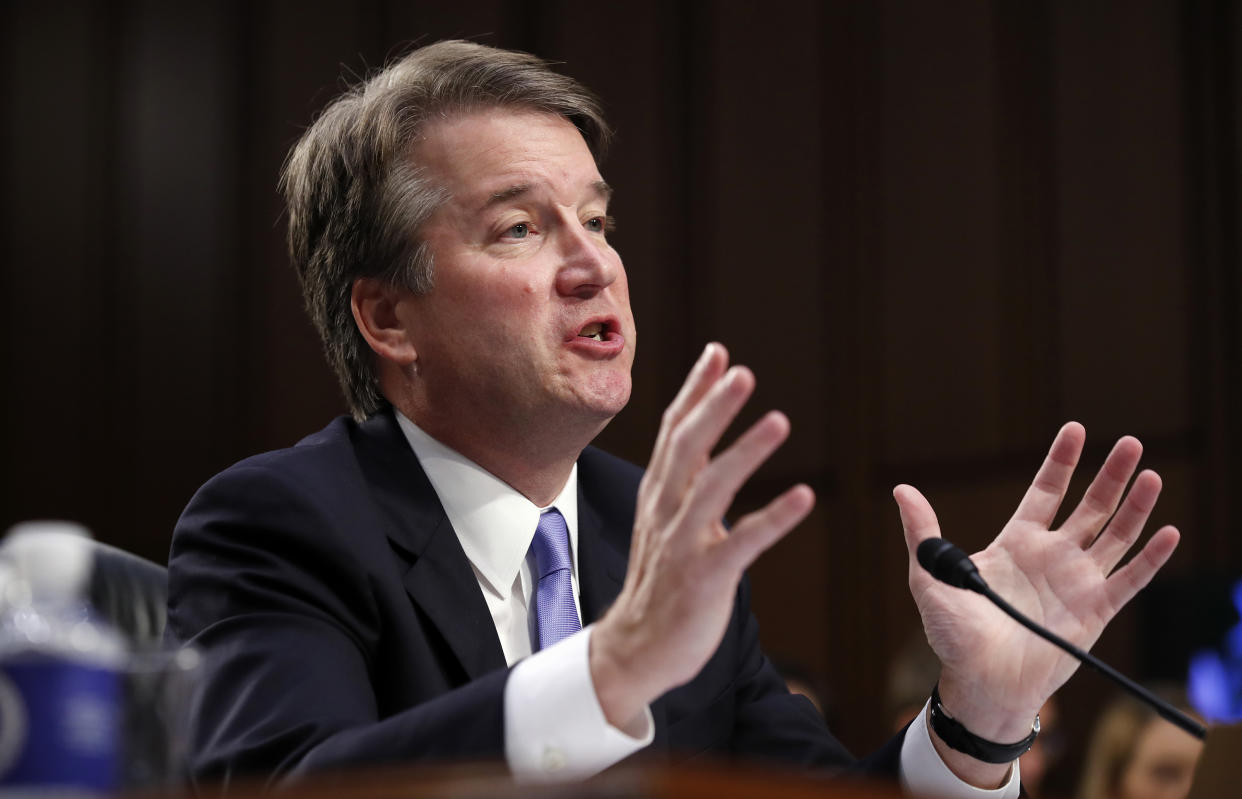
[401,109,634,438]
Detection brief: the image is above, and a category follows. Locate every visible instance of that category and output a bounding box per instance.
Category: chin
[573,372,632,420]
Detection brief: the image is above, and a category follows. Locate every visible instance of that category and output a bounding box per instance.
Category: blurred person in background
[1077,688,1203,799]
[887,632,943,734]
[1019,697,1061,799]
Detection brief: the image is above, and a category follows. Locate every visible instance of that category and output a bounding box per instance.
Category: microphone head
[916,538,988,593]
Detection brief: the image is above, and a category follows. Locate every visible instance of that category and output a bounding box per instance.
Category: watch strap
[928,683,1040,764]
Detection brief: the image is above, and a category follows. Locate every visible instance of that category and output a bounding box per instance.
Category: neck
[396,408,607,508]
[421,419,584,506]
[383,370,614,505]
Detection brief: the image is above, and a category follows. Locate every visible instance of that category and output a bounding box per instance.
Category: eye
[503,222,532,240]
[584,215,616,234]
[1149,763,1189,785]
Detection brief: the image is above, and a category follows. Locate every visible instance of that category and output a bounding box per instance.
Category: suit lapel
[575,480,626,625]
[354,411,508,681]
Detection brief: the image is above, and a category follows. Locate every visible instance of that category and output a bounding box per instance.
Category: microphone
[916,538,1207,740]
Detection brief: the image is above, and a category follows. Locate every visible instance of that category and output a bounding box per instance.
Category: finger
[892,484,943,579]
[655,365,757,509]
[1060,436,1143,547]
[716,483,816,574]
[651,342,728,465]
[636,345,724,550]
[1088,469,1162,573]
[646,343,728,496]
[677,410,792,534]
[1010,422,1086,526]
[1103,525,1180,613]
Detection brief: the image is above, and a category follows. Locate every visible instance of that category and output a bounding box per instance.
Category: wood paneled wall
[3,0,1239,786]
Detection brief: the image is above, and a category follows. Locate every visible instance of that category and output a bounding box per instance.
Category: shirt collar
[394,411,579,598]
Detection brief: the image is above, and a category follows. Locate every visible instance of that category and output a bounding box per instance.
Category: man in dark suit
[168,41,1182,795]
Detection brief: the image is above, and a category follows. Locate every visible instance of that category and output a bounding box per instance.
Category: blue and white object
[0,522,126,794]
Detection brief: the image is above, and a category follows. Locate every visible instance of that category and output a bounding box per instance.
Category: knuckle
[669,426,695,457]
[1082,492,1112,517]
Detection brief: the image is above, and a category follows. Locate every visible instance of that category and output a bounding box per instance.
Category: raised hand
[893,422,1181,784]
[590,342,815,728]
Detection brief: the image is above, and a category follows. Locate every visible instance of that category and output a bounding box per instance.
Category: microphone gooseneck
[915,538,1206,741]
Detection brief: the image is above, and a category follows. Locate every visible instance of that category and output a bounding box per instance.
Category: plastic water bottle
[0,521,126,794]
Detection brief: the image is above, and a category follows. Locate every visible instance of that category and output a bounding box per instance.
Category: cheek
[1117,767,1147,799]
[489,265,542,303]
[608,265,636,324]
[612,260,632,298]
[445,272,544,329]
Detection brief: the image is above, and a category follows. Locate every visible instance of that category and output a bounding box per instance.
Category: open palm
[894,422,1180,737]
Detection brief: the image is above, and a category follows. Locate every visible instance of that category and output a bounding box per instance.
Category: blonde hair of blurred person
[1077,689,1204,799]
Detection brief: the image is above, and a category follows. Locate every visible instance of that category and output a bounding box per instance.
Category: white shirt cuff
[899,701,1021,799]
[504,624,654,782]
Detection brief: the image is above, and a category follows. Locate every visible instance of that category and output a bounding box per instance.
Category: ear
[351,277,419,367]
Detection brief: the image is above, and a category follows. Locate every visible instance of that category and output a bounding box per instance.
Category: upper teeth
[580,323,604,340]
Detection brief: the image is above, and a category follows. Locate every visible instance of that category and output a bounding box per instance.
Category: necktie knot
[531,509,572,580]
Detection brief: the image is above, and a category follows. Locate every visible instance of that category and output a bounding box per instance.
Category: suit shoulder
[224,415,358,473]
[173,415,370,544]
[578,446,644,488]
[185,415,369,499]
[167,415,389,632]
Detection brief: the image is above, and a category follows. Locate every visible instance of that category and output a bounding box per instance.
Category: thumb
[892,484,943,572]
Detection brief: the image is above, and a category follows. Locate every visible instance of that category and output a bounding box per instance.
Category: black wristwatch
[928,684,1040,764]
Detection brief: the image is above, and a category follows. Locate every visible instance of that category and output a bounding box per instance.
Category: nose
[554,218,619,299]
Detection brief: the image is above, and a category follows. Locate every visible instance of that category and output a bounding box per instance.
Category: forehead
[413,109,601,207]
[1133,719,1203,762]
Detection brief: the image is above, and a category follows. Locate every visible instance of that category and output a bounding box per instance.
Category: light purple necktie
[531,508,580,650]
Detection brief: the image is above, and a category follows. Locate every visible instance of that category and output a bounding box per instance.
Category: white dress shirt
[396,412,1019,796]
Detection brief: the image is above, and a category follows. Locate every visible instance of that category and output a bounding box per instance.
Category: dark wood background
[3,1,1239,793]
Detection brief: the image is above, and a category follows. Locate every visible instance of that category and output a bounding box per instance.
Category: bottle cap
[3,521,94,602]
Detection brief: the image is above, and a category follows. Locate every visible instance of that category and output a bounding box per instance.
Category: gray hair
[281,40,612,420]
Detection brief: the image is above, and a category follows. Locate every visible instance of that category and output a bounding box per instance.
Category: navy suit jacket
[167,410,904,784]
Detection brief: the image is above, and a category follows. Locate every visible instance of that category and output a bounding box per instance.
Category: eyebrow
[480,180,613,211]
[483,184,531,210]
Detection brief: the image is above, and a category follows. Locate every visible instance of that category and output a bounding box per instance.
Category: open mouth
[577,320,611,342]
